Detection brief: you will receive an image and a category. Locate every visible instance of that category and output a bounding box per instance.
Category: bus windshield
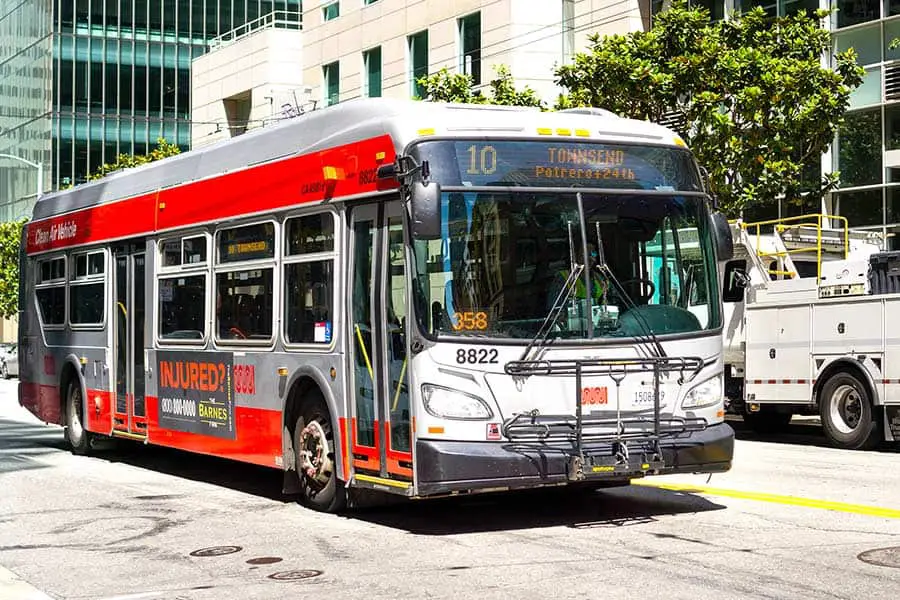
[411,190,720,341]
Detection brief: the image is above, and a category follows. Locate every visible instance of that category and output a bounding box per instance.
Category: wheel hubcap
[69,388,83,440]
[299,419,333,487]
[830,384,862,434]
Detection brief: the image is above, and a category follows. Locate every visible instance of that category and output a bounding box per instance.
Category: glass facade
[830,0,900,248]
[1,0,300,216]
[0,0,53,221]
[52,0,300,189]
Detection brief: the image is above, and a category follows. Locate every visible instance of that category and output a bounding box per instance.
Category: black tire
[1,363,8,379]
[743,407,792,434]
[819,371,879,450]
[65,381,92,455]
[292,391,346,513]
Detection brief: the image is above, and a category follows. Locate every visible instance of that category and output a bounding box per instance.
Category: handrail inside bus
[354,324,374,379]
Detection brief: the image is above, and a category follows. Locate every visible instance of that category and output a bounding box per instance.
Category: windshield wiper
[584,194,666,359]
[517,263,584,362]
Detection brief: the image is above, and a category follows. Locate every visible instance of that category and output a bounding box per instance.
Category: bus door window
[351,216,377,452]
[386,215,410,455]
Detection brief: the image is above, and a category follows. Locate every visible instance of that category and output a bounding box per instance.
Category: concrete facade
[191,26,307,148]
[300,0,648,105]
[189,0,651,148]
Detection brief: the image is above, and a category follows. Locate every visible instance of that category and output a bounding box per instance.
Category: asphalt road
[1,378,899,600]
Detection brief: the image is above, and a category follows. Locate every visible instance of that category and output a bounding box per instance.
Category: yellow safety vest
[559,270,605,299]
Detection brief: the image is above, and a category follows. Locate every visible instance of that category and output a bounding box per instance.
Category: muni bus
[19,98,735,512]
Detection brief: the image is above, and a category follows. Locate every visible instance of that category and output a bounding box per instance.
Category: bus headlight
[681,375,723,410]
[422,384,493,420]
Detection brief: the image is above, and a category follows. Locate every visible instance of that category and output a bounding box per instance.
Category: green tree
[554,2,864,214]
[86,137,182,181]
[417,64,545,108]
[0,218,26,319]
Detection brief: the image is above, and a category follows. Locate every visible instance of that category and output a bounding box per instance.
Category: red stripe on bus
[84,388,113,434]
[384,421,413,478]
[351,417,380,471]
[26,135,399,255]
[338,417,351,481]
[19,382,61,425]
[142,396,283,469]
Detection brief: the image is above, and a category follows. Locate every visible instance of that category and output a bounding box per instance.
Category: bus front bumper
[414,422,734,497]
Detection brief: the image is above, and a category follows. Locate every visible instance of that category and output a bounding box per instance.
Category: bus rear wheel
[65,382,92,455]
[819,371,879,450]
[292,392,346,513]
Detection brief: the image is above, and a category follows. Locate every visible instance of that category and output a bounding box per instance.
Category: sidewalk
[0,565,55,599]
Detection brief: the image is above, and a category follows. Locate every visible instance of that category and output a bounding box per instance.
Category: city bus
[18,98,735,512]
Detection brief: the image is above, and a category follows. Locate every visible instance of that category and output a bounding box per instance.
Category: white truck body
[723,214,900,448]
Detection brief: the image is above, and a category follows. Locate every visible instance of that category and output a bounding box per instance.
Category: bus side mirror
[409,181,441,240]
[711,212,734,261]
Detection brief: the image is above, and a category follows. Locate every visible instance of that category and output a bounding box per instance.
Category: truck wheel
[65,381,92,455]
[743,407,792,434]
[819,371,879,450]
[293,391,346,513]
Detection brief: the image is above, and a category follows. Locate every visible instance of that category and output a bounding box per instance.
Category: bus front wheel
[293,392,346,513]
[64,382,92,455]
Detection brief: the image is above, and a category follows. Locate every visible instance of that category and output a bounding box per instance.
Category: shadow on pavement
[0,416,68,475]
[728,416,899,453]
[349,484,726,534]
[98,440,288,502]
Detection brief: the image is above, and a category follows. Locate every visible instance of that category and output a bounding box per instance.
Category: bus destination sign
[415,140,700,191]
[157,350,236,440]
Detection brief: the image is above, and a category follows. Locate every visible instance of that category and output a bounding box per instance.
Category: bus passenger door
[348,201,412,489]
[112,244,147,439]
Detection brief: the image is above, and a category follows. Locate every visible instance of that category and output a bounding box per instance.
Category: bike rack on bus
[501,356,708,481]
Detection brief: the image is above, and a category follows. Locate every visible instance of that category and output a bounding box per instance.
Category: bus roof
[33,97,686,222]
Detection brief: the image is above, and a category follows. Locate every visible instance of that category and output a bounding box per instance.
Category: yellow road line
[633,480,900,520]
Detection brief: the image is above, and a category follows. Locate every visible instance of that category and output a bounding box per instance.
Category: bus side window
[722,259,747,303]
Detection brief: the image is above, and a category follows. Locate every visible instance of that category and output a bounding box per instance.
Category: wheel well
[284,376,326,436]
[814,360,876,408]
[59,362,80,420]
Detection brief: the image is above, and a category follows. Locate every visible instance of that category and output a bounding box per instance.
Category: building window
[158,234,209,342]
[35,256,66,327]
[363,0,379,5]
[835,188,884,227]
[739,0,776,17]
[363,46,382,98]
[836,108,883,188]
[323,61,340,106]
[458,12,481,86]
[323,2,339,21]
[408,30,429,99]
[835,0,880,28]
[69,250,106,326]
[215,222,277,343]
[563,0,575,61]
[284,213,336,345]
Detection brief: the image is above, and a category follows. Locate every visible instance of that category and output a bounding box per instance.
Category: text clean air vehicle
[19,98,735,512]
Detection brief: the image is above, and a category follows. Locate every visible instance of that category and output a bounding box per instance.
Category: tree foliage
[418,64,545,108]
[554,2,864,214]
[86,137,181,181]
[0,219,26,320]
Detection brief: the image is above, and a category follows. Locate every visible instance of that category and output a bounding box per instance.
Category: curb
[0,565,54,600]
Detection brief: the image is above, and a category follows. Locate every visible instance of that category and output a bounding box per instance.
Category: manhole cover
[190,546,243,557]
[247,557,283,565]
[858,546,900,569]
[267,569,323,581]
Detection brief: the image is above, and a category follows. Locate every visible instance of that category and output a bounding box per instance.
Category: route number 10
[466,145,497,175]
